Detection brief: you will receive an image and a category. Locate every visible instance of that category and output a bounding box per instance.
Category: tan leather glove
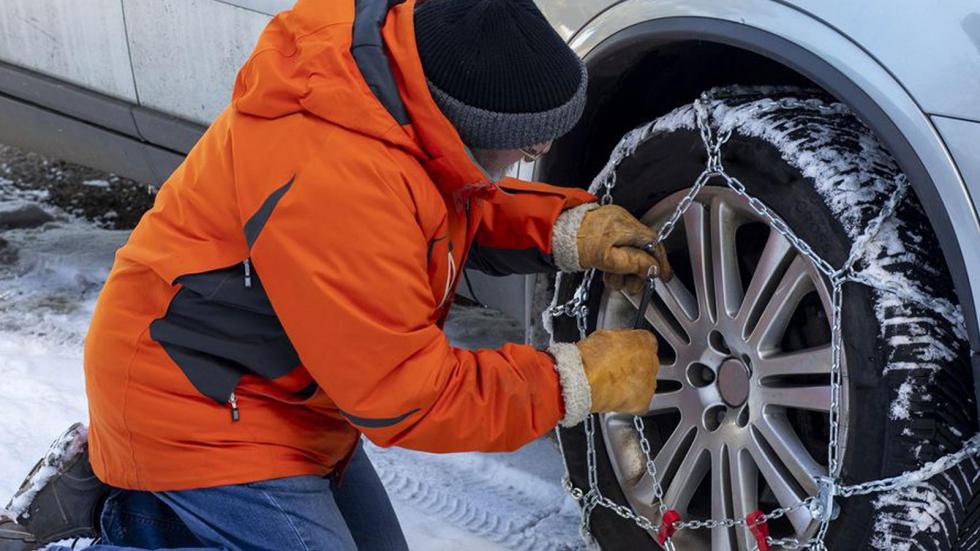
[580,205,673,292]
[549,329,659,426]
[551,204,672,294]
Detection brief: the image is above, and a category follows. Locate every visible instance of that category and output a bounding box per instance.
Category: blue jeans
[53,442,408,550]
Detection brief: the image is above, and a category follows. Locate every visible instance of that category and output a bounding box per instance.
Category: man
[0,0,670,549]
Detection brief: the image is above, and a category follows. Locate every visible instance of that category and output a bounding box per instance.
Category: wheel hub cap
[717,358,751,408]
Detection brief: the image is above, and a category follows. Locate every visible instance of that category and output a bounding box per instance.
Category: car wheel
[551,87,978,550]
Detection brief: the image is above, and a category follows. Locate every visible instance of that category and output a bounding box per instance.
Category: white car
[2,1,979,549]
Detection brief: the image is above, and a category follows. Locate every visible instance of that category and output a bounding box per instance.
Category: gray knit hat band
[427,64,588,150]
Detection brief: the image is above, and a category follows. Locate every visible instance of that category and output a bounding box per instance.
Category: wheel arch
[538,8,980,390]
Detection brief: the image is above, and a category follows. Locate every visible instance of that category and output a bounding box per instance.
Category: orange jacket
[84,0,595,491]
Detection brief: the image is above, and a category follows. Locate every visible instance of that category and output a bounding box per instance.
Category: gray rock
[0,203,54,229]
[0,236,17,265]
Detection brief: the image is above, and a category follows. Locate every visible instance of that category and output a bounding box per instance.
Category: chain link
[838,434,980,498]
[548,92,980,550]
[634,415,667,514]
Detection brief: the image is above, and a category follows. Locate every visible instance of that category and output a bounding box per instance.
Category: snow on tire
[551,86,979,550]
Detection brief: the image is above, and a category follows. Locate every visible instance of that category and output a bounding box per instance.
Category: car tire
[551,86,978,550]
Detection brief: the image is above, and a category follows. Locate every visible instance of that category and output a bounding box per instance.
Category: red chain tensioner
[746,510,770,551]
[656,509,681,546]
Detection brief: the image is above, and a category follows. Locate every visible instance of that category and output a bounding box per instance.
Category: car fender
[567,0,980,381]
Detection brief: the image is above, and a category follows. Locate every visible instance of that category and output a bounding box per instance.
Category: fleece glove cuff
[549,329,660,427]
[548,342,592,427]
[552,203,600,272]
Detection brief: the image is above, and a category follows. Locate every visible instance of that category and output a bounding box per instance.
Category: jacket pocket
[149,263,301,411]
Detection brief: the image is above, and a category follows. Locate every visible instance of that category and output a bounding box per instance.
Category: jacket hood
[232,0,491,199]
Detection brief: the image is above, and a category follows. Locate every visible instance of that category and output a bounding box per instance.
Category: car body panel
[935,116,980,235]
[0,0,137,103]
[123,0,270,124]
[534,0,622,41]
[215,0,292,16]
[569,0,980,352]
[192,0,626,40]
[783,1,980,122]
[119,0,625,125]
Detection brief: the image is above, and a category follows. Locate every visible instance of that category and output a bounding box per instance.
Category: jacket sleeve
[250,169,589,452]
[466,177,596,276]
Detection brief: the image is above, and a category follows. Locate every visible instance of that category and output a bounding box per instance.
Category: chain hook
[746,510,771,551]
[656,509,681,547]
[809,477,839,523]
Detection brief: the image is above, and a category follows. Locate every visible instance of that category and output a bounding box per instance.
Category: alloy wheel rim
[596,186,849,550]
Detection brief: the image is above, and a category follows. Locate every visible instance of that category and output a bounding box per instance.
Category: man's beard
[484,163,517,182]
[470,149,521,182]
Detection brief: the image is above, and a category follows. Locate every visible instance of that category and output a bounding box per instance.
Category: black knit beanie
[414,0,587,150]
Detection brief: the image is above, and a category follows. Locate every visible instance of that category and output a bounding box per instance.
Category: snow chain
[546,92,980,550]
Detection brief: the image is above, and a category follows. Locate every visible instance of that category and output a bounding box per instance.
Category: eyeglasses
[519,141,553,163]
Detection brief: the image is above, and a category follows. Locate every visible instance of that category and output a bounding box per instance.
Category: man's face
[471,141,553,182]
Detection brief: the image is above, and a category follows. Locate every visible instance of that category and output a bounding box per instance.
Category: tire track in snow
[366,440,585,551]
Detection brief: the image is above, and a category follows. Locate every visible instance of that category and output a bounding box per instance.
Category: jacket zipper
[229,392,240,422]
[243,258,252,288]
[438,243,456,308]
[436,198,472,309]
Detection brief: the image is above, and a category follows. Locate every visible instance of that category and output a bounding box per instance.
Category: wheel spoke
[683,203,715,323]
[747,429,812,534]
[736,230,794,340]
[621,289,690,351]
[755,346,832,379]
[657,271,699,325]
[600,412,643,484]
[663,440,709,513]
[746,256,814,352]
[711,445,737,550]
[731,448,759,551]
[710,196,743,320]
[653,424,697,485]
[648,388,684,414]
[655,363,686,384]
[754,414,822,496]
[758,384,832,413]
[602,411,637,433]
[630,471,661,508]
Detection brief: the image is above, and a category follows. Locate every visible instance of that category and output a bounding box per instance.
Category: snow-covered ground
[0,162,584,550]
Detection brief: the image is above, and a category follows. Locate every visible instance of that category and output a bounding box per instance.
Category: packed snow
[0,173,584,550]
